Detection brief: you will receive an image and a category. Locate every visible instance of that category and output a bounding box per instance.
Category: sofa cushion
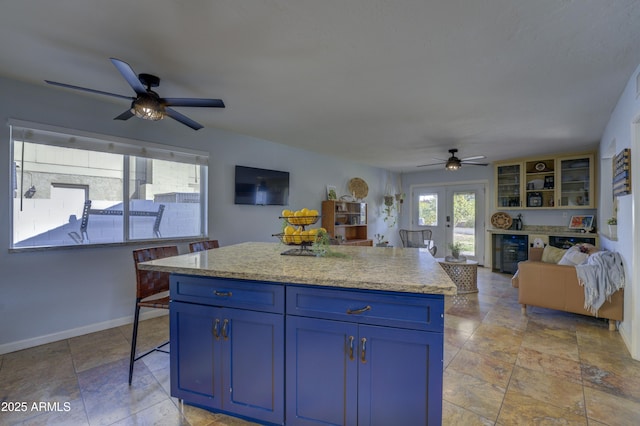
[558,245,590,266]
[541,245,566,263]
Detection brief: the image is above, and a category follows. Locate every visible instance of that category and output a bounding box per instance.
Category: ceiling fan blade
[417,162,445,168]
[114,109,134,121]
[462,161,489,166]
[461,155,486,161]
[110,58,147,95]
[162,98,225,108]
[165,107,203,130]
[45,80,133,100]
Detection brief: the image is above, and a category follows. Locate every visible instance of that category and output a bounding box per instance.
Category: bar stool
[129,245,178,385]
[399,229,437,256]
[189,239,220,252]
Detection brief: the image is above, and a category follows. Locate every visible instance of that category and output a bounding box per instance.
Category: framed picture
[326,185,337,200]
[569,215,594,230]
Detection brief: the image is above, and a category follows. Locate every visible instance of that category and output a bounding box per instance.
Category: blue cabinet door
[286,316,358,426]
[171,302,285,425]
[170,301,222,409]
[222,308,284,424]
[357,324,443,426]
[287,317,443,426]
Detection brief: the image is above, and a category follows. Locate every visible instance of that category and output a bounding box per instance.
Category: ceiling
[1,1,640,172]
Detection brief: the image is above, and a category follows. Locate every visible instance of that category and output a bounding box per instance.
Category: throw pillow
[541,245,566,263]
[558,245,590,266]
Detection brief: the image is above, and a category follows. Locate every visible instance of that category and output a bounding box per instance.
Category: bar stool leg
[128,303,141,385]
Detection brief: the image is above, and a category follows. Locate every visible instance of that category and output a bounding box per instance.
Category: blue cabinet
[286,286,444,426]
[170,276,285,425]
[170,275,445,425]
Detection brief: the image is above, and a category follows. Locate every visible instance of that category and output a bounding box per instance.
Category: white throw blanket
[575,251,625,316]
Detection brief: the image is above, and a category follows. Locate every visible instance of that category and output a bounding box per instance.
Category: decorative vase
[451,250,460,259]
[609,224,617,237]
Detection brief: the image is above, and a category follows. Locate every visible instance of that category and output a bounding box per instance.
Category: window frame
[9,120,209,251]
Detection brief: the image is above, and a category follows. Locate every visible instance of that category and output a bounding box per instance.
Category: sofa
[512,247,624,330]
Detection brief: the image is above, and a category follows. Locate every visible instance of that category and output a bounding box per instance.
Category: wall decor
[569,215,594,230]
[613,148,631,196]
[326,185,337,200]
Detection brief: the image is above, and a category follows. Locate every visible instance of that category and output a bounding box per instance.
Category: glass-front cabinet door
[557,155,594,208]
[495,163,522,209]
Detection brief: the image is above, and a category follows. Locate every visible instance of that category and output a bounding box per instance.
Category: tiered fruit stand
[272,215,322,256]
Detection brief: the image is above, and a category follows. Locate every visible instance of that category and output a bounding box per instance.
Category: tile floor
[1,268,639,425]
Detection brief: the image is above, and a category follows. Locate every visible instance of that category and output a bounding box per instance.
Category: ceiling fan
[417,149,489,170]
[45,58,225,130]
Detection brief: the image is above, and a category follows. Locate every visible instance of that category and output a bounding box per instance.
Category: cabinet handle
[360,338,367,364]
[213,318,221,340]
[348,336,355,360]
[346,305,371,315]
[222,319,229,340]
[214,290,233,297]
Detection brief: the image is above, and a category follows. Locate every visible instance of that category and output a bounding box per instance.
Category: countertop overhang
[139,242,457,296]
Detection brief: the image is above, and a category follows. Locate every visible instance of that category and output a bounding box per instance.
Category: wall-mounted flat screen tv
[234,165,290,206]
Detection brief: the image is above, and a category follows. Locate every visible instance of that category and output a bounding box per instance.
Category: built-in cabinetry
[322,200,372,246]
[490,231,598,274]
[285,286,444,425]
[170,275,285,425]
[170,275,445,425]
[495,153,594,209]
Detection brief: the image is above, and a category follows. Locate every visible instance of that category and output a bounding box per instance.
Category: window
[10,121,208,249]
[418,193,438,226]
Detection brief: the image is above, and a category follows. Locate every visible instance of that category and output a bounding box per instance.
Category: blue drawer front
[171,274,284,313]
[286,286,444,332]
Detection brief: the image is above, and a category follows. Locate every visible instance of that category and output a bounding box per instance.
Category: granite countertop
[139,242,457,296]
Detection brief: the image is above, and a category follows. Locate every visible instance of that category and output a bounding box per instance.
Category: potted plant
[383,196,396,227]
[374,233,388,247]
[607,217,617,237]
[449,241,464,259]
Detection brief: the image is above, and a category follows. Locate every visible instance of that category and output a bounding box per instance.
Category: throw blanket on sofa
[575,251,625,316]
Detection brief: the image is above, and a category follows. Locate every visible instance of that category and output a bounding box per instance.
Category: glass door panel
[452,191,476,258]
[496,163,522,209]
[558,156,592,208]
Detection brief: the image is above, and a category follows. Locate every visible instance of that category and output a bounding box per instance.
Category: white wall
[598,62,640,360]
[0,76,390,353]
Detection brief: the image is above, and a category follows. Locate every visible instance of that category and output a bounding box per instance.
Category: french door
[411,183,485,264]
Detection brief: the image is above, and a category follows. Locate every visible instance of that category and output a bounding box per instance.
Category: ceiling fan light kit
[45,58,225,130]
[445,157,461,171]
[132,93,165,121]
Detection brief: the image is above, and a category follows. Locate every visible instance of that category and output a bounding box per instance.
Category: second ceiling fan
[418,149,488,170]
[46,58,225,130]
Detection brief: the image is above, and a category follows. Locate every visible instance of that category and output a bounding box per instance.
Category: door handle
[213,318,221,340]
[222,319,229,340]
[360,337,367,364]
[348,335,355,361]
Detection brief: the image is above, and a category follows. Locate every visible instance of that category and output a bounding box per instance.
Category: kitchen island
[139,242,456,425]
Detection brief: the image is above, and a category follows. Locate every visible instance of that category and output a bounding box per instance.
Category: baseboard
[618,321,638,360]
[0,309,168,355]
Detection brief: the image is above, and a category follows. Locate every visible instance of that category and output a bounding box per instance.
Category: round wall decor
[348,178,368,199]
[491,212,513,229]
